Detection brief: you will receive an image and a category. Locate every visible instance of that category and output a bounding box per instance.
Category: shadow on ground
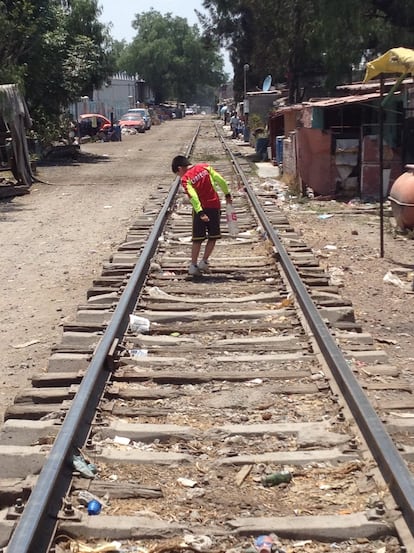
[39,145,112,167]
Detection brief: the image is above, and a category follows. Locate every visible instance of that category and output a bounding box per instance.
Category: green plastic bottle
[261,470,292,487]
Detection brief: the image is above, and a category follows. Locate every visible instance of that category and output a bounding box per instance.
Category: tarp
[0,84,34,186]
[363,47,414,82]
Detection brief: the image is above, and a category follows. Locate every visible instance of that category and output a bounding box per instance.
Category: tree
[62,0,114,100]
[0,0,115,142]
[370,0,414,30]
[0,0,52,86]
[117,10,225,105]
[199,0,256,100]
[201,0,414,102]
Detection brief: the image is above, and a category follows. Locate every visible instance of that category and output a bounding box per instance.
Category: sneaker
[188,263,202,276]
[198,259,211,273]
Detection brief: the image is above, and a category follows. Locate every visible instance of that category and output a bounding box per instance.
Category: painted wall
[70,73,152,121]
[283,132,297,180]
[297,128,336,196]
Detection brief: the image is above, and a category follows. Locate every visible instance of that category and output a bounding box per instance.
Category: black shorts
[192,208,221,241]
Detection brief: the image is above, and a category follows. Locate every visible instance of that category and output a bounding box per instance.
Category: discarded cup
[261,471,292,487]
[87,499,102,515]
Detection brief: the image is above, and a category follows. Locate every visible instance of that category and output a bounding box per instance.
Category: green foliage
[248,113,264,133]
[4,0,414,146]
[0,0,116,144]
[200,0,255,97]
[201,0,414,102]
[117,9,225,104]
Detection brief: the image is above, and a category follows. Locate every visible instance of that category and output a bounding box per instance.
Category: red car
[78,113,112,137]
[118,112,146,133]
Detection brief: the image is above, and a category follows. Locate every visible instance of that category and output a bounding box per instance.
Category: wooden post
[379,74,384,258]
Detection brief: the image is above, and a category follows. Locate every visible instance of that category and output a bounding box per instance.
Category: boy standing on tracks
[171,155,233,276]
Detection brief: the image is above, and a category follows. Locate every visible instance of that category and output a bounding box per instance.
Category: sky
[98,0,232,75]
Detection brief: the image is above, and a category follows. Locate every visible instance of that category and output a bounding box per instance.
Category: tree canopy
[116,9,226,105]
[2,0,414,143]
[201,0,414,102]
[0,0,115,140]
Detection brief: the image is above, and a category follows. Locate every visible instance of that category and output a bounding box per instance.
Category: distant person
[171,155,232,276]
[230,112,241,138]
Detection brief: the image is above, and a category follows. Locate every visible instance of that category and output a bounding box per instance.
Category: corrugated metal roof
[337,76,414,91]
[246,90,282,96]
[270,90,398,118]
[304,91,381,107]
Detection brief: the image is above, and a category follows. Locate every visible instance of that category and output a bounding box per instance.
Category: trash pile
[56,533,287,553]
[64,450,293,553]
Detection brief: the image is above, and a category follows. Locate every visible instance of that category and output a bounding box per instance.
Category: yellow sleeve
[184,180,203,213]
[207,166,230,195]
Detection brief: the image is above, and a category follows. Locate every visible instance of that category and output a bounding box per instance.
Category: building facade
[71,73,152,122]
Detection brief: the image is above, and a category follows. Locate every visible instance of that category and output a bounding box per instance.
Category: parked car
[77,113,112,137]
[185,107,194,115]
[127,108,152,130]
[118,112,146,133]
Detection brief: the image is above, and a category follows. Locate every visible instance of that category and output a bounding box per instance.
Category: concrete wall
[297,128,336,196]
[246,91,280,126]
[71,73,152,121]
[283,132,297,181]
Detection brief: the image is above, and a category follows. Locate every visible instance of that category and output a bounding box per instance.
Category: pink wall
[297,128,336,196]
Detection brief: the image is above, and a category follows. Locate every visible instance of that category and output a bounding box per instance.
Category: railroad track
[1,120,414,553]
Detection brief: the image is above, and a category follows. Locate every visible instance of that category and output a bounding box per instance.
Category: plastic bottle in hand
[226,203,239,237]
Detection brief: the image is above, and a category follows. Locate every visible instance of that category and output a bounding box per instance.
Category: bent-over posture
[172,154,232,276]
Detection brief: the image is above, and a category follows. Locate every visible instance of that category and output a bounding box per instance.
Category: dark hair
[171,155,190,174]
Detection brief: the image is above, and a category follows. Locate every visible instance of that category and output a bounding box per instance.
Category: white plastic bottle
[226,203,239,237]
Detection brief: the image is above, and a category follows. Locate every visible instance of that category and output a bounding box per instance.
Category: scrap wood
[235,464,252,486]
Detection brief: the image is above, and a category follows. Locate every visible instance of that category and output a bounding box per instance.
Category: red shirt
[180,163,229,212]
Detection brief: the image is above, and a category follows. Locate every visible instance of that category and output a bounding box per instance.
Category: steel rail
[220,132,414,534]
[6,126,200,553]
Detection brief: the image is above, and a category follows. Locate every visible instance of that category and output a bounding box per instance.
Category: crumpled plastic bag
[72,454,97,479]
[129,348,148,359]
[383,271,409,289]
[129,315,150,334]
[181,534,213,551]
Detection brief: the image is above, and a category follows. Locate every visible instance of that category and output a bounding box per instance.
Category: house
[267,79,412,199]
